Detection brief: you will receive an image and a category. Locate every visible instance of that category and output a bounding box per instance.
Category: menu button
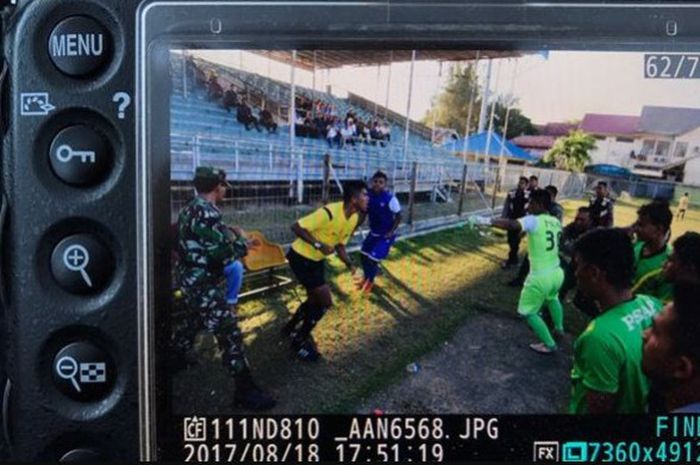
[48,16,112,77]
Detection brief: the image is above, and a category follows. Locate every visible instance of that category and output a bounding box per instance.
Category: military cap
[194,166,231,187]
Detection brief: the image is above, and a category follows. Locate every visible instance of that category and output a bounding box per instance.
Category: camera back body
[2,0,139,461]
[2,0,700,461]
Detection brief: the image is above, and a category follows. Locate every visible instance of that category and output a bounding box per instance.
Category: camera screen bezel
[137,1,700,459]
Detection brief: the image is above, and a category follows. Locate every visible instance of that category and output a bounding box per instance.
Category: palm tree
[544,130,596,172]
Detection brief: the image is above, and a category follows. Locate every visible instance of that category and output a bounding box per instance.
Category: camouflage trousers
[173,284,248,376]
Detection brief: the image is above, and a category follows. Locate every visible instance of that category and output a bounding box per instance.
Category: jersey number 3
[545,230,561,252]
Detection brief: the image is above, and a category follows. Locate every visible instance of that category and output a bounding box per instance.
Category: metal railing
[170,133,589,245]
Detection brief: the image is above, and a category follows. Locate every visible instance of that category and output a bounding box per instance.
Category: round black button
[48,16,112,77]
[49,125,112,186]
[50,234,114,294]
[60,448,103,462]
[52,342,115,402]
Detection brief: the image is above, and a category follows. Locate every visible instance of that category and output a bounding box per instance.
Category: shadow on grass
[171,220,586,416]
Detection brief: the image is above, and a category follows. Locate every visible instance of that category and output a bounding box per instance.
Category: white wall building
[581,106,700,185]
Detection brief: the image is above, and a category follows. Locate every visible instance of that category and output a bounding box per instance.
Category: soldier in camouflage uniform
[173,166,275,411]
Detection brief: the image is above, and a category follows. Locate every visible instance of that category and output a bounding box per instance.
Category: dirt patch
[359,313,574,414]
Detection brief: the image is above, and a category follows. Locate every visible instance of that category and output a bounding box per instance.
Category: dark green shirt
[176,196,247,288]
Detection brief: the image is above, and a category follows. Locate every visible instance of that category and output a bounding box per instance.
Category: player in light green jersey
[470,189,565,354]
[571,228,663,413]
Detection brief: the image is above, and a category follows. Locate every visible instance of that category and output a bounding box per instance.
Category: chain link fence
[171,132,592,246]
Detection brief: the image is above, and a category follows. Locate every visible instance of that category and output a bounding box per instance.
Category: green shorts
[517,267,565,316]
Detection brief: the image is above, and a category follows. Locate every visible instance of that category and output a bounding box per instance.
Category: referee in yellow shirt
[282,181,369,361]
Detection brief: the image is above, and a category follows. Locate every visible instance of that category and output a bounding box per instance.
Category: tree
[422,64,482,134]
[422,65,536,140]
[543,130,596,172]
[493,99,537,139]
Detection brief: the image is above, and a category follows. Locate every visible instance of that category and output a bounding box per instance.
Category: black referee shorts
[287,247,327,290]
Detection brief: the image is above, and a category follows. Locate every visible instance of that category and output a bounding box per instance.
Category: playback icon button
[52,341,115,402]
[49,124,112,186]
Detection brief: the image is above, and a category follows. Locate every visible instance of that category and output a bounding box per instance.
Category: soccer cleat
[292,338,321,362]
[361,280,374,294]
[528,342,557,355]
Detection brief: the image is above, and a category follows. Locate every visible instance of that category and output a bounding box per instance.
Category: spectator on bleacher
[380,122,391,142]
[237,101,262,132]
[259,108,278,134]
[326,121,341,149]
[370,121,384,146]
[221,84,239,113]
[340,118,357,148]
[207,72,224,101]
[194,66,207,90]
[356,120,370,144]
[313,115,326,138]
[184,54,198,90]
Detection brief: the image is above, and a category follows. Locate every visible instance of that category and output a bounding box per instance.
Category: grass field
[173,197,699,414]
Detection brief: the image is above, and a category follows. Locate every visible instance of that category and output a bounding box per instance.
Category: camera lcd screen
[138,4,700,458]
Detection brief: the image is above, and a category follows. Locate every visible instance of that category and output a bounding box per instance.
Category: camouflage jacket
[176,196,248,288]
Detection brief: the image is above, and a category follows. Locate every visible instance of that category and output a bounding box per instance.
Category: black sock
[293,305,327,344]
[285,301,309,332]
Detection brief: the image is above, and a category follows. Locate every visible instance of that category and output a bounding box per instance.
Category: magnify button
[50,234,114,294]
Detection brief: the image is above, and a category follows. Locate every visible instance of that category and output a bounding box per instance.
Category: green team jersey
[632,241,673,302]
[518,214,562,273]
[569,295,663,414]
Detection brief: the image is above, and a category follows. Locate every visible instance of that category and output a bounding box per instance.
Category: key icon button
[49,124,112,186]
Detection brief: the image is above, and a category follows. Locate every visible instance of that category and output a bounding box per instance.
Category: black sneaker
[234,385,277,411]
[292,338,321,362]
[501,260,517,270]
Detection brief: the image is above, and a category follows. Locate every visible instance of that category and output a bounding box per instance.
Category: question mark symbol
[112,92,131,120]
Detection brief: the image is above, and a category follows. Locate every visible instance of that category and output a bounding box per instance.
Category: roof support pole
[484,59,502,166]
[289,50,302,203]
[311,50,317,119]
[477,58,492,134]
[462,51,480,163]
[498,59,519,161]
[374,63,381,119]
[403,50,416,167]
[431,61,443,145]
[384,50,393,120]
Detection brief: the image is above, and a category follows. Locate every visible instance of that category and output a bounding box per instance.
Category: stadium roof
[255,50,522,71]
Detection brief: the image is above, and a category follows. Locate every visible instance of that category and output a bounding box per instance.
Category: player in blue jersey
[357,171,402,293]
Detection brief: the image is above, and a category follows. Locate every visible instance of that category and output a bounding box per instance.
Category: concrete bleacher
[169,53,462,184]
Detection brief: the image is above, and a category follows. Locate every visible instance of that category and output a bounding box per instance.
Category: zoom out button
[52,342,115,402]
